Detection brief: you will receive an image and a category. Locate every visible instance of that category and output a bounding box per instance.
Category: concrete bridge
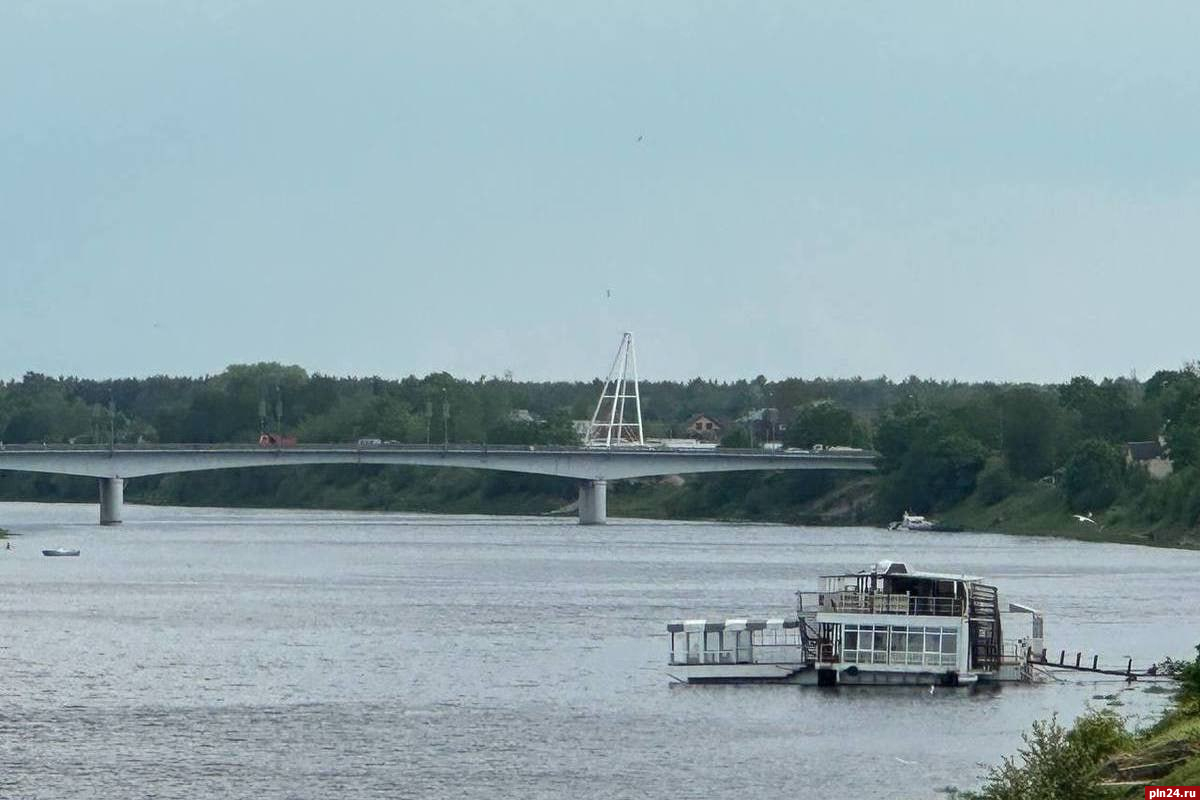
[0,443,877,525]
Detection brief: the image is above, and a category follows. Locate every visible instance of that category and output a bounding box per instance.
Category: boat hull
[672,663,981,686]
[671,663,809,682]
[42,549,80,557]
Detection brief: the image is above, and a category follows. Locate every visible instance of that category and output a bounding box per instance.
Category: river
[2,502,1198,799]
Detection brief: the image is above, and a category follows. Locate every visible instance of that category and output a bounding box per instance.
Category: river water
[2,502,1198,799]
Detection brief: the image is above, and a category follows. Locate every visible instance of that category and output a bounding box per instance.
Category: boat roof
[666,618,799,633]
[820,560,984,583]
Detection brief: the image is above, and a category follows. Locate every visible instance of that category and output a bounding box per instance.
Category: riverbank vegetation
[958,644,1200,798]
[2,362,1200,544]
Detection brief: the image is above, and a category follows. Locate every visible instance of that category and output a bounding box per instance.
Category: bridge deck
[0,444,876,525]
[0,443,876,480]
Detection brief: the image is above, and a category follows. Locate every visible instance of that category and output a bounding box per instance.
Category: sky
[2,1,1199,384]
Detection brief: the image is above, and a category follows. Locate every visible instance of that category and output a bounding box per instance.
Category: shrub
[1175,643,1200,706]
[1061,439,1125,512]
[972,711,1128,800]
[976,461,1018,505]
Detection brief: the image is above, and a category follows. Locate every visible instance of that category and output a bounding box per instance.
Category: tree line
[2,362,1199,533]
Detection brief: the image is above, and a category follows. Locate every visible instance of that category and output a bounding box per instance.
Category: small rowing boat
[42,548,80,557]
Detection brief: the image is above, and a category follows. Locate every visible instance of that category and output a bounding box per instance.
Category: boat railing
[999,640,1027,665]
[804,591,963,617]
[751,643,807,664]
[668,643,804,666]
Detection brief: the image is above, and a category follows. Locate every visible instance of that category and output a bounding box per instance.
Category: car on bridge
[258,433,297,447]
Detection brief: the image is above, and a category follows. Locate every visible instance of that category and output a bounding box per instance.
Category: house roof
[1125,441,1165,461]
[507,409,541,424]
[736,407,780,424]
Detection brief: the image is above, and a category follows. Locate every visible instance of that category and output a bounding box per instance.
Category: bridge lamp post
[442,389,450,448]
[274,386,284,450]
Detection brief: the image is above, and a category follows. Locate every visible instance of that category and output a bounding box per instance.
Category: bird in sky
[1072,513,1097,525]
[636,135,643,142]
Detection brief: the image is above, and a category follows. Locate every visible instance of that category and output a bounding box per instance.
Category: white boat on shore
[42,548,80,557]
[888,511,937,531]
[667,560,1044,687]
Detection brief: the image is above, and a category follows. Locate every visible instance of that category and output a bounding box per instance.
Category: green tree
[784,401,868,449]
[1145,367,1200,421]
[1061,439,1124,512]
[719,428,752,448]
[1058,376,1137,443]
[875,407,987,514]
[998,388,1061,480]
[0,374,95,443]
[973,711,1128,800]
[486,411,578,446]
[1165,400,1200,469]
[975,460,1018,505]
[1175,642,1200,705]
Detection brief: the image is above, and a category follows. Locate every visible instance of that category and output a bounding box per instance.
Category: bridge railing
[0,441,878,459]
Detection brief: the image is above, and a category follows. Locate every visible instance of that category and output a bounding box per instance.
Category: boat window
[843,624,890,665]
[735,630,752,662]
[705,631,720,652]
[837,624,962,669]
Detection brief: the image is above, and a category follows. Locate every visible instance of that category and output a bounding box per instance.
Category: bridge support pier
[578,479,607,525]
[99,477,124,525]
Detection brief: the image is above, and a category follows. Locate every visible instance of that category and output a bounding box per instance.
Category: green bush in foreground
[1161,643,1200,709]
[968,643,1200,799]
[967,709,1129,800]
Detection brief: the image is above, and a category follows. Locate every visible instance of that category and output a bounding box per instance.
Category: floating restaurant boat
[42,548,80,557]
[667,561,1044,686]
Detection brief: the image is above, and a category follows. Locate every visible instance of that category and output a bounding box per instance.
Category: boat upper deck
[800,560,990,619]
[800,590,964,617]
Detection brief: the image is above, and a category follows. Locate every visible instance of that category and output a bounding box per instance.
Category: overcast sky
[2,2,1198,384]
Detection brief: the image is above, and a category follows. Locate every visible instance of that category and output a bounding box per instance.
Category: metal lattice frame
[585,332,644,447]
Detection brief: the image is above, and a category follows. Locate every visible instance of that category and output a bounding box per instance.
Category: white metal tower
[585,332,644,447]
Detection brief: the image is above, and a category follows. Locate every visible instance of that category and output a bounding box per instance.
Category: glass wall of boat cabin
[841,623,962,669]
[749,623,802,663]
[669,624,782,664]
[668,625,706,665]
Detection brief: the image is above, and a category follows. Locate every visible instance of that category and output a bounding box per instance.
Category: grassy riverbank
[960,645,1200,799]
[955,647,1200,796]
[1104,706,1200,791]
[610,471,1200,549]
[941,481,1200,549]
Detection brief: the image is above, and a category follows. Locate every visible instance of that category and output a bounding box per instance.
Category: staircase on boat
[968,583,1002,671]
